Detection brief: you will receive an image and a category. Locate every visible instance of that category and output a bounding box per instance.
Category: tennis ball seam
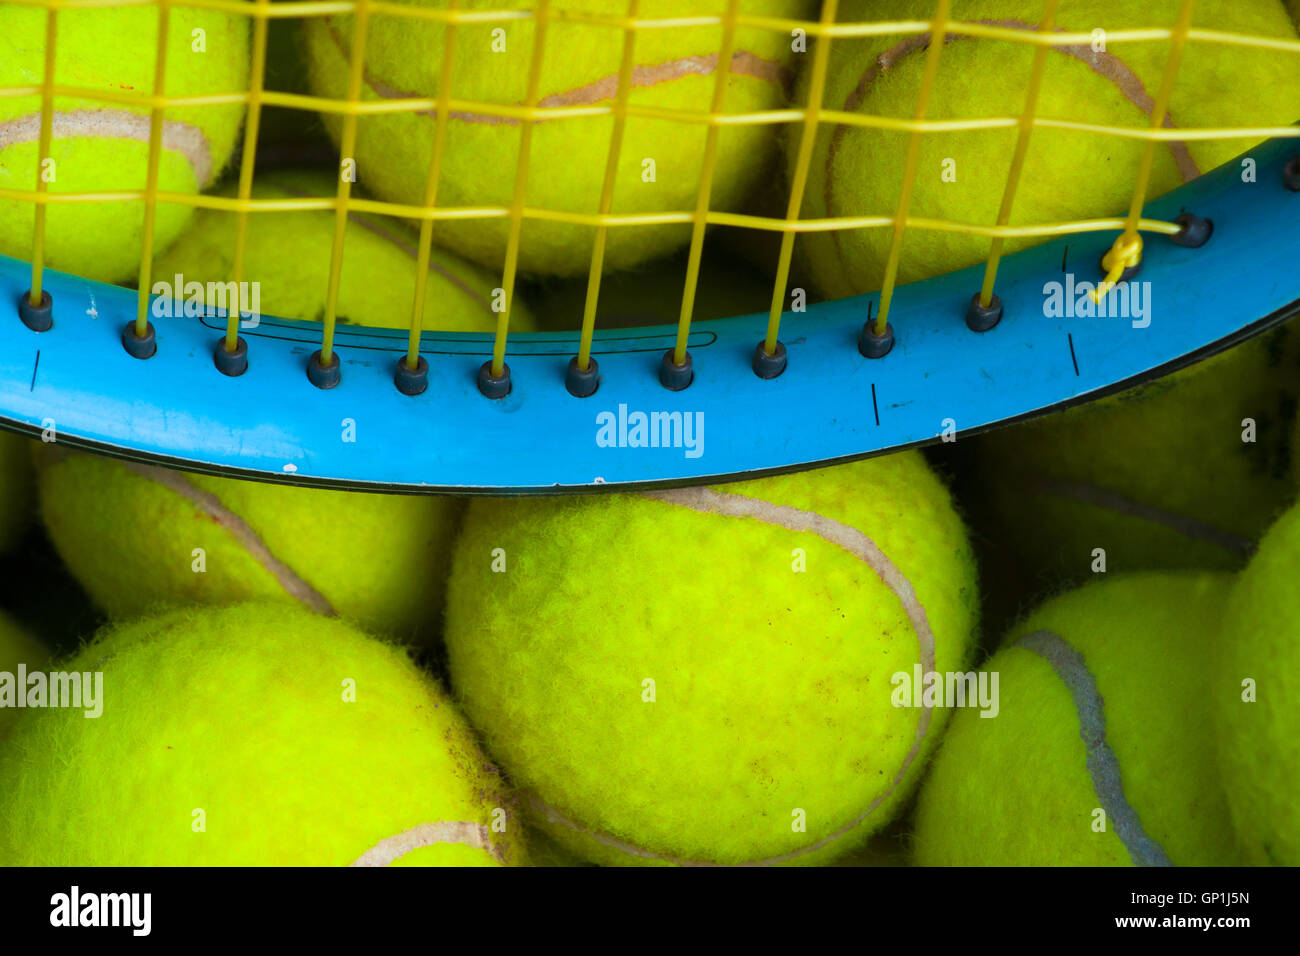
[517,482,943,866]
[119,458,335,615]
[349,820,505,866]
[1026,474,1256,557]
[318,18,796,125]
[1014,628,1173,867]
[823,18,1204,283]
[0,109,216,186]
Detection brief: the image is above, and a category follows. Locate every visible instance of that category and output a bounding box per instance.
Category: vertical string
[135,0,174,338]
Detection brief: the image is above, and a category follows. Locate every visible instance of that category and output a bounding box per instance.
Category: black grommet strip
[18,289,52,332]
[659,350,693,391]
[752,341,787,379]
[565,356,599,398]
[859,321,894,358]
[478,360,511,399]
[395,355,429,396]
[308,349,341,389]
[214,337,249,377]
[965,292,1003,333]
[122,321,157,359]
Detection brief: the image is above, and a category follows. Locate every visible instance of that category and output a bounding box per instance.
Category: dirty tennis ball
[153,169,536,332]
[303,0,816,277]
[0,603,526,866]
[33,444,462,644]
[797,0,1300,298]
[965,333,1297,586]
[0,610,49,737]
[913,572,1242,866]
[445,451,979,866]
[1213,504,1300,865]
[0,3,248,284]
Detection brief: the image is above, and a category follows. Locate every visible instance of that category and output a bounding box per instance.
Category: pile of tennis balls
[1,1,1299,867]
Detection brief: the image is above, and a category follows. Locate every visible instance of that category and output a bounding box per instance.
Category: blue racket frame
[1,137,1296,494]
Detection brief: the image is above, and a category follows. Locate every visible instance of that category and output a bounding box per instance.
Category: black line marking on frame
[30,350,39,391]
[1067,334,1080,376]
[871,383,880,426]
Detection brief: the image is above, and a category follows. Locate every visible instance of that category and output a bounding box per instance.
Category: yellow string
[775,0,839,346]
[577,0,640,374]
[134,0,172,339]
[28,3,58,307]
[405,0,461,372]
[227,0,272,354]
[876,0,951,336]
[979,0,1060,309]
[493,0,551,379]
[1092,0,1195,303]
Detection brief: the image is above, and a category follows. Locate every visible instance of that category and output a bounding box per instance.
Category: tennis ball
[0,3,248,284]
[0,610,49,737]
[0,602,526,865]
[445,452,979,866]
[1213,504,1300,865]
[33,443,461,644]
[153,169,536,332]
[913,571,1242,866]
[0,431,36,556]
[527,251,778,331]
[796,0,1300,299]
[965,333,1297,587]
[303,0,815,277]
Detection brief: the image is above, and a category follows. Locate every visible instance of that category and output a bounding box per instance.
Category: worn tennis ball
[0,3,248,284]
[796,0,1300,299]
[527,251,779,331]
[153,169,536,332]
[0,603,526,866]
[1214,504,1300,865]
[0,610,49,737]
[33,444,461,644]
[303,0,815,277]
[913,571,1242,866]
[965,334,1297,586]
[445,452,979,866]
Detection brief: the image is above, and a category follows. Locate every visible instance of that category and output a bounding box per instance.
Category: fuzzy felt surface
[0,4,249,283]
[302,0,817,276]
[0,609,48,737]
[34,446,464,645]
[444,451,980,865]
[0,603,523,866]
[153,169,535,332]
[793,0,1300,300]
[968,331,1299,586]
[913,571,1242,866]
[1216,504,1300,865]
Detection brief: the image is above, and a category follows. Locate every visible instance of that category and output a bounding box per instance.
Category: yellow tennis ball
[795,0,1300,299]
[444,452,979,866]
[0,603,526,866]
[0,609,48,738]
[0,3,248,284]
[972,332,1294,587]
[303,0,815,277]
[153,169,536,332]
[1214,503,1300,865]
[33,444,461,644]
[964,334,1298,585]
[913,571,1243,866]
